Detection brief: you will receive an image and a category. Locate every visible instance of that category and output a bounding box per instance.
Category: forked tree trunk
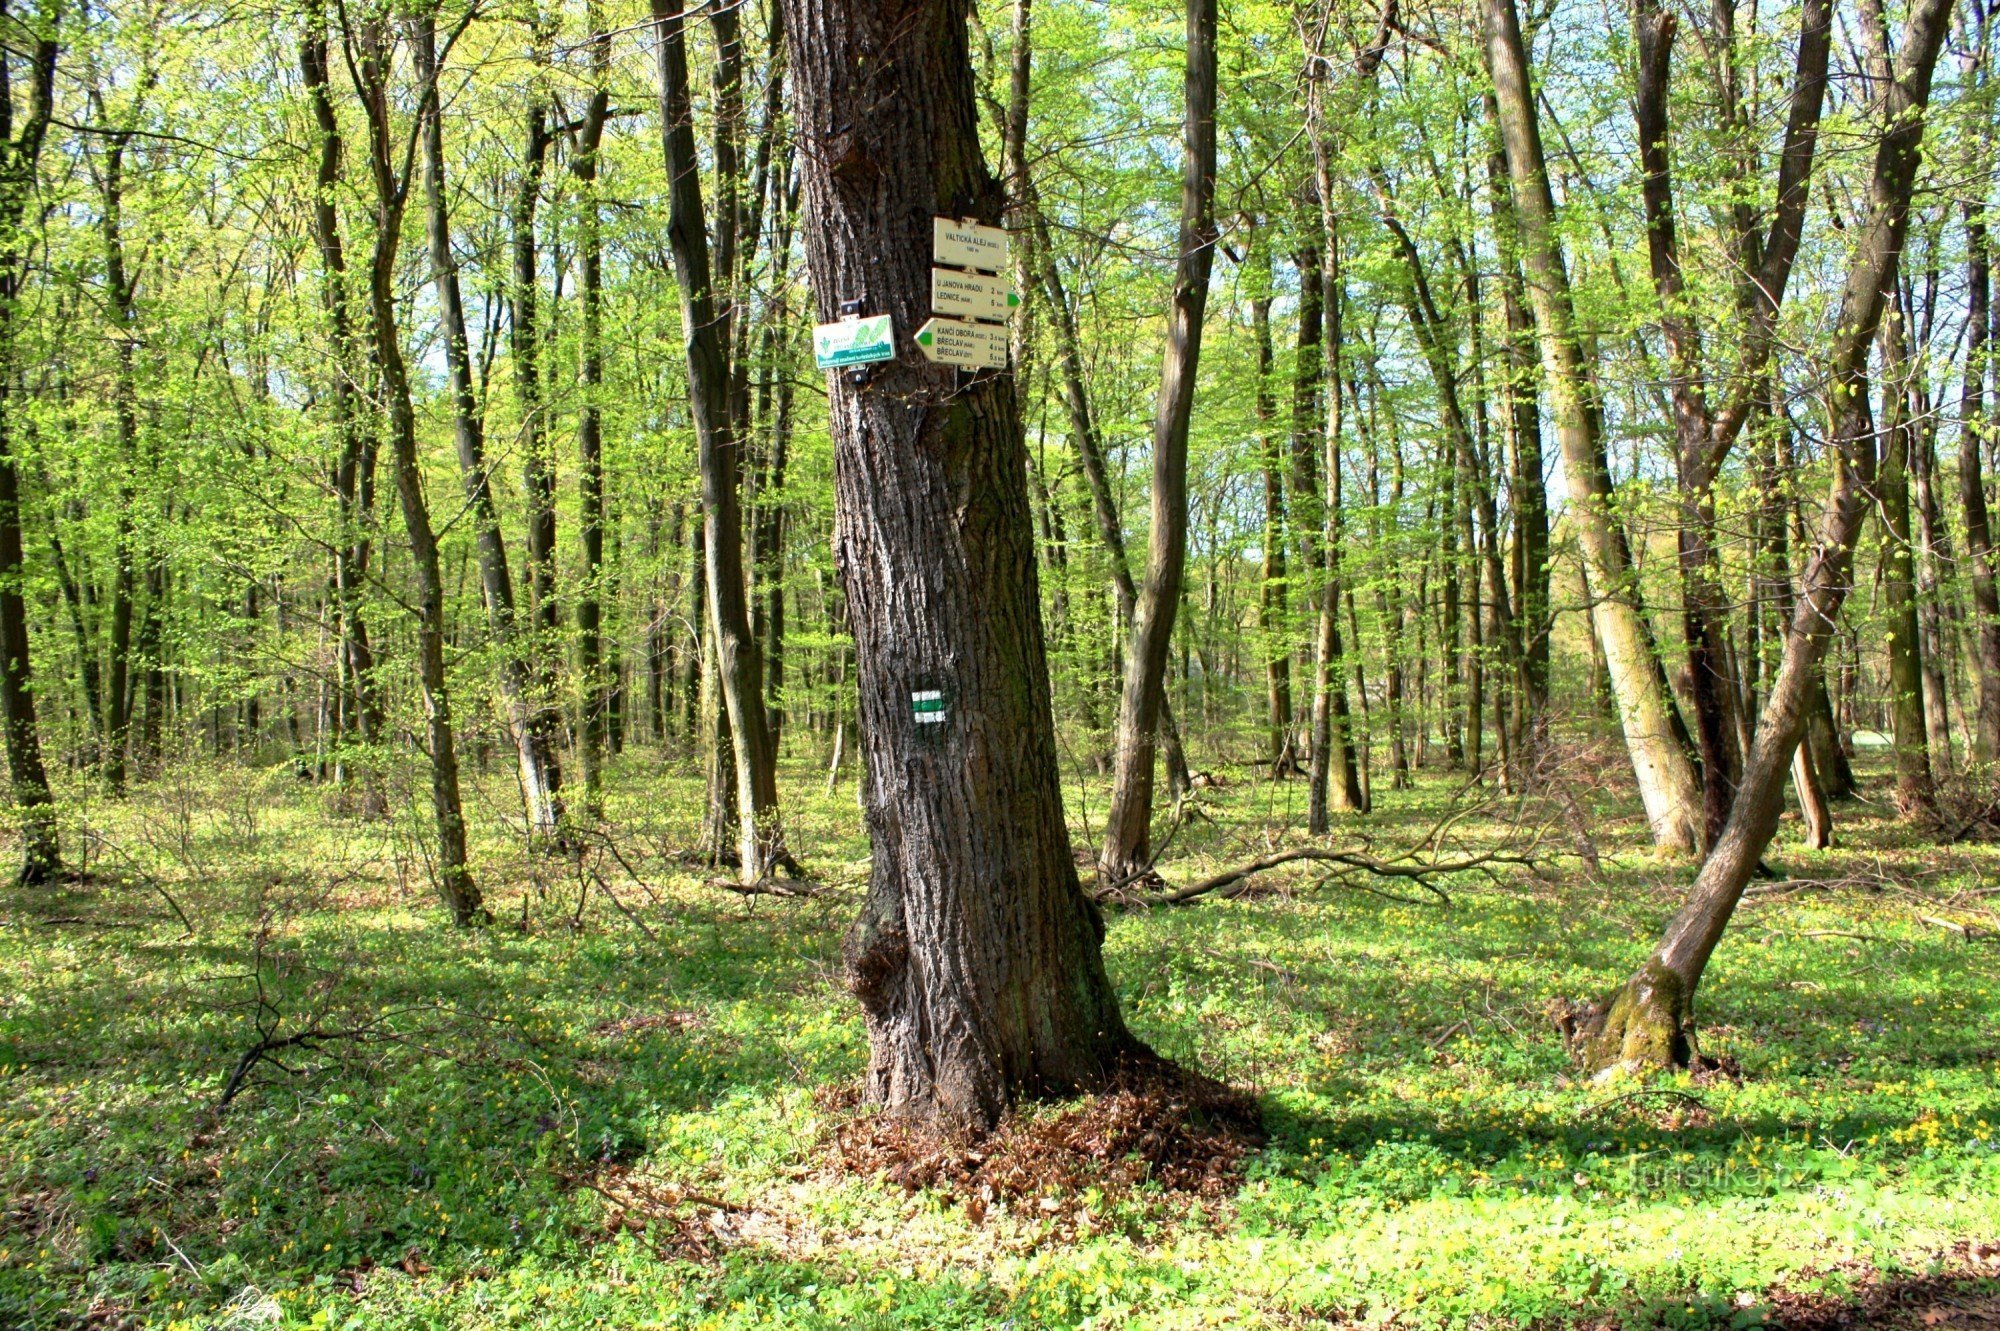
[301,15,386,811]
[1100,0,1217,882]
[654,0,787,882]
[508,39,572,829]
[783,0,1137,1127]
[1484,0,1704,854]
[1579,0,1953,1072]
[1026,199,1191,785]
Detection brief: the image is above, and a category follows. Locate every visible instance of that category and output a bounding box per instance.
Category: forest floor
[1,739,1998,1329]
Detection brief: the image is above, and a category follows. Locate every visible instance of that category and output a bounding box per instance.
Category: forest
[0,0,1998,1321]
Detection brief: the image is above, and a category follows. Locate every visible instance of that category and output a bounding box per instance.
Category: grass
[0,740,1996,1329]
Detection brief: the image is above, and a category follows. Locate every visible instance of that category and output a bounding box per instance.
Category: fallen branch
[1103,845,1535,908]
[705,876,834,899]
[589,864,657,941]
[1920,914,1992,942]
[218,1025,383,1108]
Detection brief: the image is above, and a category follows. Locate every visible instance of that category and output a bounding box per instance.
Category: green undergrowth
[0,748,1996,1328]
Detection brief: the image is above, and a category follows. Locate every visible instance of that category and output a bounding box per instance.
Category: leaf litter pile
[825,1052,1265,1227]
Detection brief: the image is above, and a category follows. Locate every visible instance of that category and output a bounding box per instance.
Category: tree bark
[0,5,58,883]
[653,0,787,881]
[1962,204,2000,761]
[1100,0,1217,881]
[93,107,142,797]
[1485,0,1704,853]
[354,13,480,926]
[1579,0,1954,1072]
[509,30,571,828]
[573,2,611,820]
[412,18,565,847]
[301,13,386,812]
[1877,299,1936,814]
[1251,280,1294,776]
[1025,201,1190,785]
[784,0,1138,1127]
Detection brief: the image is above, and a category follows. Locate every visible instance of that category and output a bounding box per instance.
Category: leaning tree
[1569,0,1958,1072]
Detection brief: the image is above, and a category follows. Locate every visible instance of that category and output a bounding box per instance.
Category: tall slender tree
[653,0,787,882]
[1100,0,1218,883]
[0,0,59,884]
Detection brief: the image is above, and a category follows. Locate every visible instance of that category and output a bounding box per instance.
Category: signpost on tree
[782,0,1138,1128]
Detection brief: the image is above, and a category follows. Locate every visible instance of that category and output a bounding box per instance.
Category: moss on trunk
[1577,961,1691,1077]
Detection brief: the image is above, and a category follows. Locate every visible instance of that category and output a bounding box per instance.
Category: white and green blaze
[910,690,947,724]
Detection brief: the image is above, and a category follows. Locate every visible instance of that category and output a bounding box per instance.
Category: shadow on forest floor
[0,753,1996,1328]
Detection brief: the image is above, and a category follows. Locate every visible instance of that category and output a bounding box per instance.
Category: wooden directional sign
[931,267,1018,322]
[915,317,1007,370]
[933,217,1008,273]
[812,314,895,369]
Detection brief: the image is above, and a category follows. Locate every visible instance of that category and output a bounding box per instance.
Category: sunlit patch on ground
[0,751,1995,1327]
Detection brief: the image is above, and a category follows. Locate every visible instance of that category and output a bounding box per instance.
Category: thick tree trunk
[1485,0,1704,853]
[654,0,787,881]
[1579,0,1952,1072]
[413,20,565,847]
[784,0,1137,1127]
[1100,0,1217,881]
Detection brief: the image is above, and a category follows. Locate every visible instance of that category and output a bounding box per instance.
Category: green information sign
[813,314,895,369]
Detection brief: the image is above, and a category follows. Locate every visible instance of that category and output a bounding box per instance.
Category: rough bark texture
[1580,0,1954,1073]
[784,0,1137,1128]
[1100,0,1217,881]
[1485,0,1704,853]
